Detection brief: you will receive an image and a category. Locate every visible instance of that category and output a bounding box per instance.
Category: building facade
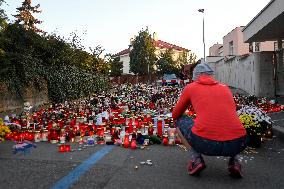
[113,33,192,74]
[207,0,284,97]
[209,26,275,57]
[242,0,284,96]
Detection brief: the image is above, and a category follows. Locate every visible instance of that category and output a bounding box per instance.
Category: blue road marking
[50,145,114,189]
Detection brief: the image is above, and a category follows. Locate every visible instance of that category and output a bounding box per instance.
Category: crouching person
[172,63,247,178]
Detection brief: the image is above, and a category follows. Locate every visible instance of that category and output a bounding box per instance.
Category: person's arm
[172,85,191,120]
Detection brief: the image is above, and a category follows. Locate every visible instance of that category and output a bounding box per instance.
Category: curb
[269,111,284,141]
[273,126,284,142]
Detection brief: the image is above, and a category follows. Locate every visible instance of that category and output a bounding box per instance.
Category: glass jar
[34,131,41,142]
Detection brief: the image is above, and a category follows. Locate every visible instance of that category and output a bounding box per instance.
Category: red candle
[128,122,133,133]
[5,133,13,140]
[130,139,137,149]
[49,128,59,143]
[27,132,34,141]
[157,119,163,137]
[163,135,169,145]
[13,134,20,141]
[148,126,154,136]
[110,127,115,136]
[58,145,65,152]
[65,145,71,152]
[123,134,129,148]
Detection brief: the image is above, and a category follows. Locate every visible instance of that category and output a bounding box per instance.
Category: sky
[3,0,271,59]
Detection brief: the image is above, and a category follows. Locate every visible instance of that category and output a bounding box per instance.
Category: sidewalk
[269,110,284,142]
[270,96,284,141]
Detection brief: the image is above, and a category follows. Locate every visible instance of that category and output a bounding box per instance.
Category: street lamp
[198,9,205,60]
[146,56,151,84]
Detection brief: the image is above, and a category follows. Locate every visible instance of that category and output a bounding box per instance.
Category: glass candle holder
[34,131,41,142]
[157,119,163,137]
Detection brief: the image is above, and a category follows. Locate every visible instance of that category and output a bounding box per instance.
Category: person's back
[175,75,246,141]
[172,63,247,178]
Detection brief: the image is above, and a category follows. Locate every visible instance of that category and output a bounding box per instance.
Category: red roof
[113,40,189,57]
[113,49,130,57]
[154,40,189,52]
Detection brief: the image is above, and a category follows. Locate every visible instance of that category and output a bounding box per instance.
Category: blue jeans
[176,115,248,158]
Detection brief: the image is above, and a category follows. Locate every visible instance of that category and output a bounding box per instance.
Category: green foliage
[46,64,109,102]
[89,45,110,74]
[13,0,42,33]
[188,53,197,64]
[0,24,109,103]
[156,50,197,79]
[156,49,177,76]
[109,57,123,76]
[0,0,7,30]
[129,28,156,75]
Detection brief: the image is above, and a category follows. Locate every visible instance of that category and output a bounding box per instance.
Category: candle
[157,118,163,137]
[41,130,48,142]
[34,131,41,142]
[123,133,129,148]
[58,144,65,152]
[130,139,137,149]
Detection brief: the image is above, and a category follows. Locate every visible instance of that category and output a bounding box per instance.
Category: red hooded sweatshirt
[172,75,246,141]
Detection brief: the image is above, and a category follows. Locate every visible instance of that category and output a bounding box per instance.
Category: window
[249,43,253,52]
[274,41,284,51]
[255,42,260,52]
[229,41,234,55]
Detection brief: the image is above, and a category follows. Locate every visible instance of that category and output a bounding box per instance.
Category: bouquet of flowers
[0,118,11,141]
[237,105,272,135]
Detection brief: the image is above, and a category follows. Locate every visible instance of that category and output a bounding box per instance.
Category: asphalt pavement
[1,128,284,189]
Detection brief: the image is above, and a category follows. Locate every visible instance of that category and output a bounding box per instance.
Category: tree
[89,45,109,74]
[188,52,197,64]
[175,51,197,79]
[129,28,156,75]
[156,48,176,77]
[0,0,7,30]
[13,0,42,33]
[109,57,123,76]
[0,24,109,103]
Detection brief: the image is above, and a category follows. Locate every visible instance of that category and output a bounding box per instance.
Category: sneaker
[228,158,243,178]
[188,156,206,175]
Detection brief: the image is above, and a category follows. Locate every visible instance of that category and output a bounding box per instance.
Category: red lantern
[123,134,129,148]
[23,131,29,140]
[162,135,169,146]
[65,145,71,152]
[157,119,163,137]
[5,133,13,140]
[27,132,34,141]
[175,138,182,144]
[13,133,20,141]
[148,126,154,136]
[130,139,137,149]
[128,122,133,133]
[58,145,65,152]
[49,128,59,143]
[110,127,115,136]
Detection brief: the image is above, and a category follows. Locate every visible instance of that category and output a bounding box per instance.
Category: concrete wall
[0,82,49,113]
[207,52,275,97]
